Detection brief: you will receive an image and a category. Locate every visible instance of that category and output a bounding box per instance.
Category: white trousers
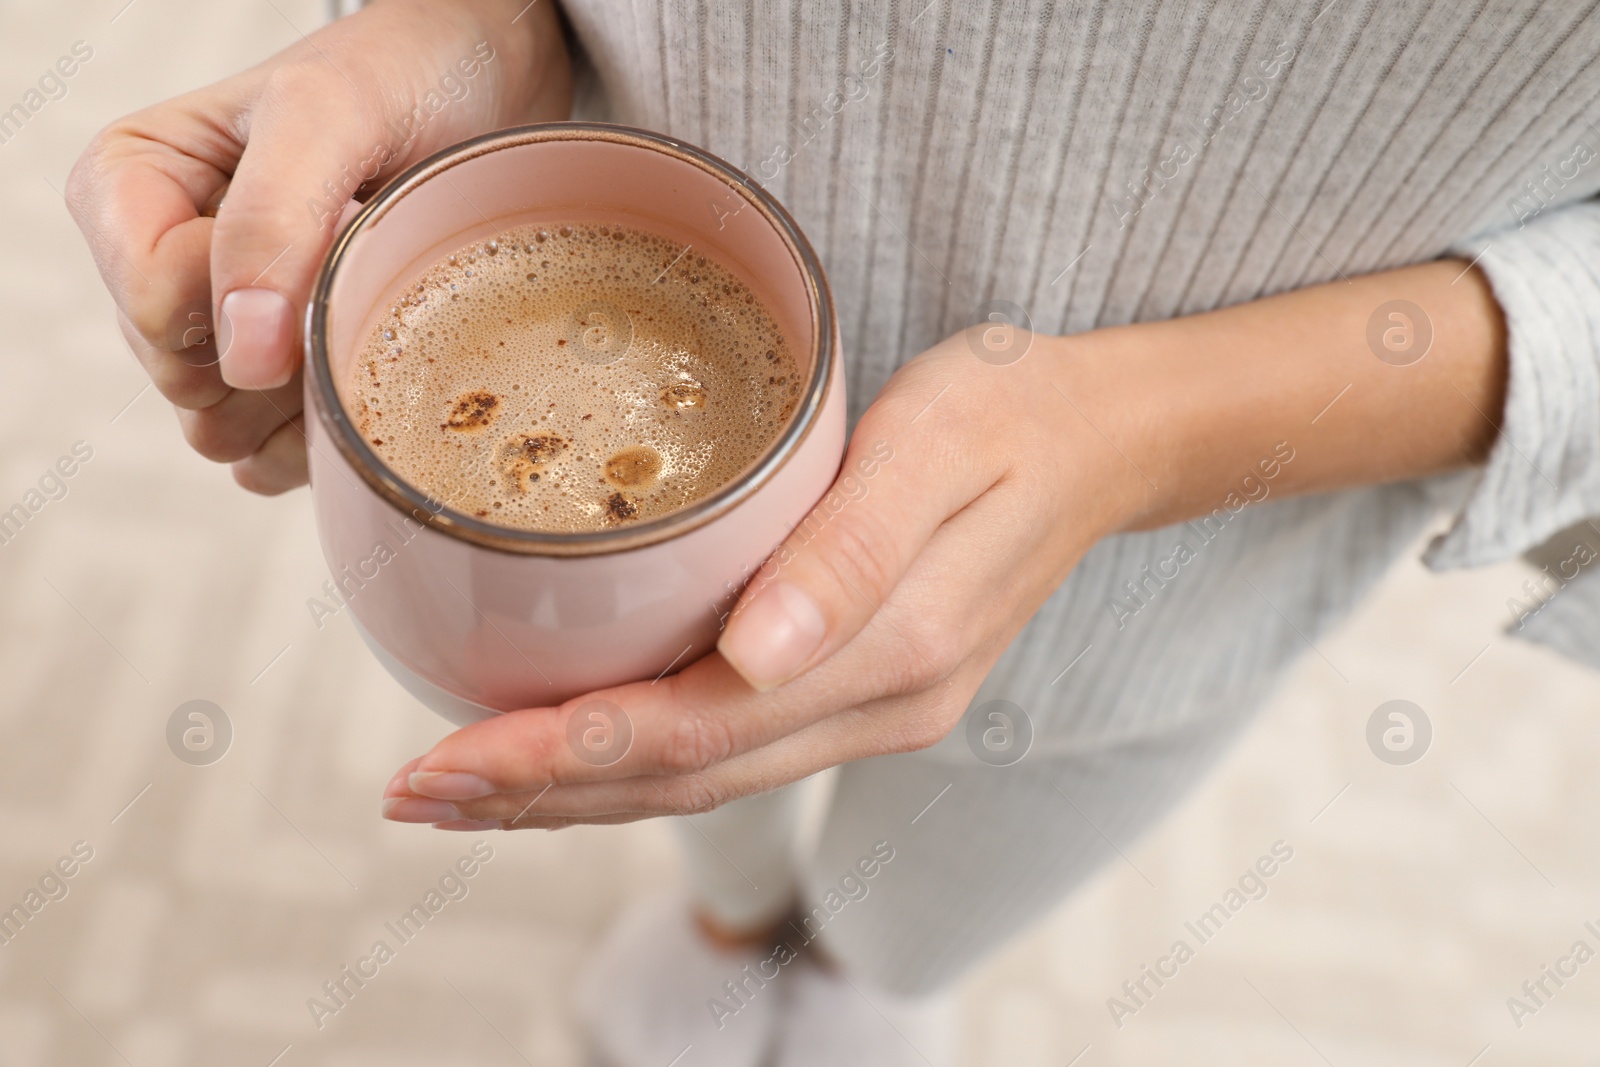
[675,710,1252,995]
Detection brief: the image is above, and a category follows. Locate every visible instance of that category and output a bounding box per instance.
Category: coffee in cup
[352,221,802,533]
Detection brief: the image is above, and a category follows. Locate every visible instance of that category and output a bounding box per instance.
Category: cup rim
[305,121,836,558]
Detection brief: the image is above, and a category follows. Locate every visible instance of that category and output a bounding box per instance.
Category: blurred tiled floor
[3,2,1599,1064]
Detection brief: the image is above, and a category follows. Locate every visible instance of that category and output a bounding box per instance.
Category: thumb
[210,70,404,390]
[716,434,966,690]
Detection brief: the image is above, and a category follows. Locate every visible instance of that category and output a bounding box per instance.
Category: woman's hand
[66,0,569,494]
[379,326,1145,829]
[379,256,1510,830]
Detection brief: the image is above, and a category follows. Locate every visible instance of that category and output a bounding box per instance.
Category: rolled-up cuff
[1425,198,1600,571]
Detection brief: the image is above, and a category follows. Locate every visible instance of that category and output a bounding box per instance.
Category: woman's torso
[560,0,1600,745]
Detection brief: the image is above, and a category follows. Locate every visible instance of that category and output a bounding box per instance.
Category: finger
[399,646,898,800]
[402,625,971,798]
[230,413,309,495]
[401,681,980,824]
[382,786,651,829]
[175,374,301,463]
[67,122,231,341]
[209,38,507,391]
[715,379,999,691]
[116,305,232,412]
[435,813,652,832]
[404,656,760,797]
[393,549,943,799]
[207,72,349,390]
[205,0,550,394]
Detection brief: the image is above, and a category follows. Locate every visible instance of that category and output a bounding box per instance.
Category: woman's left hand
[379,324,1140,829]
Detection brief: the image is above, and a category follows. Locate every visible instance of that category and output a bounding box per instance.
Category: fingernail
[381,797,462,823]
[409,771,496,800]
[718,581,826,690]
[433,819,501,831]
[217,288,294,389]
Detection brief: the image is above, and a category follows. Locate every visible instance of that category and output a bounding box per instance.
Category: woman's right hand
[66,0,571,493]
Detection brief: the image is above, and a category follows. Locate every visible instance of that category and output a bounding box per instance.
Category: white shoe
[773,956,958,1067]
[576,889,791,1067]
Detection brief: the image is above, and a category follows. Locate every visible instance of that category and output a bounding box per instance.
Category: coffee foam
[352,222,802,534]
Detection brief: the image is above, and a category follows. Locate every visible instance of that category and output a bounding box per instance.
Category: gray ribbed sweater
[486,1,1600,748]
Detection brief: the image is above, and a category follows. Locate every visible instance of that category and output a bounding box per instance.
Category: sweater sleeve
[1506,518,1600,672]
[1424,196,1600,571]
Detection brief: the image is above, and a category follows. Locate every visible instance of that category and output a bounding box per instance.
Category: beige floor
[4,2,1600,1064]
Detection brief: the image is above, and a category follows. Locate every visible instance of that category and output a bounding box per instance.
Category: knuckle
[884,657,942,697]
[655,712,737,776]
[877,690,967,755]
[63,144,99,223]
[211,194,310,252]
[850,402,898,445]
[65,125,123,222]
[813,506,899,608]
[259,61,339,111]
[911,621,965,684]
[176,405,253,463]
[132,341,229,410]
[154,369,229,411]
[121,302,173,352]
[876,617,963,696]
[897,711,955,753]
[230,452,304,496]
[667,775,727,816]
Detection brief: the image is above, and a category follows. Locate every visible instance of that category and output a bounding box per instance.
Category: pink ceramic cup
[303,123,845,727]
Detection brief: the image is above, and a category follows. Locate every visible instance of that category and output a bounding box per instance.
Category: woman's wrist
[1003,330,1161,546]
[373,0,571,123]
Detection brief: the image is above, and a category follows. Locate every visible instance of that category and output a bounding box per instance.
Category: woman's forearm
[1059,259,1510,533]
